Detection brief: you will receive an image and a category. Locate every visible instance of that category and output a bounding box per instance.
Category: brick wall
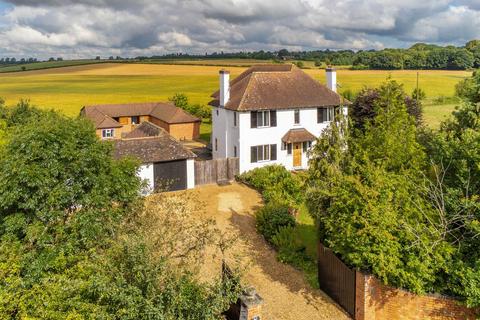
[149,117,170,132]
[355,271,478,320]
[169,122,200,140]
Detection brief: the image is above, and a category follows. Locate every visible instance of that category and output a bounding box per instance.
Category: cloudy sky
[0,0,479,59]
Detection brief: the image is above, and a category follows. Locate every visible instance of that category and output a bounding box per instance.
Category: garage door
[153,160,187,191]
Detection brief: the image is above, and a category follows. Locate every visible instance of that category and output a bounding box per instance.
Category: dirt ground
[185,182,350,320]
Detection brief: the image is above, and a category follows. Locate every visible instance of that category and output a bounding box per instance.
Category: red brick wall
[355,271,478,320]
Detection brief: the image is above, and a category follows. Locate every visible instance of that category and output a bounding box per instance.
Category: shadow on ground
[228,208,350,318]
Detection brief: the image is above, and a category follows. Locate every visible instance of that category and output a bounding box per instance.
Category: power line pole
[416,71,419,107]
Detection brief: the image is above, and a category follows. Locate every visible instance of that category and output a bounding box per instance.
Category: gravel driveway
[187,183,350,320]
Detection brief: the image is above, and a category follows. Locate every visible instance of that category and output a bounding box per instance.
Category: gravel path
[189,183,350,320]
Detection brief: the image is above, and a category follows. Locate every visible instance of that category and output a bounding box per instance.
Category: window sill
[252,159,274,163]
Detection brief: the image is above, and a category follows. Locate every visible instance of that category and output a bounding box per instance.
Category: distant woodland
[2,40,480,70]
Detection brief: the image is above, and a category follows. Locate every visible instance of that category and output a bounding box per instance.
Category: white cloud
[0,0,478,58]
[158,32,193,46]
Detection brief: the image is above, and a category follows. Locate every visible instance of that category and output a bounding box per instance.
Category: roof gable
[82,102,200,129]
[123,121,162,139]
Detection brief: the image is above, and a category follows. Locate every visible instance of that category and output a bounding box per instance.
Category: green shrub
[295,61,305,68]
[272,226,302,250]
[255,203,296,243]
[237,165,304,207]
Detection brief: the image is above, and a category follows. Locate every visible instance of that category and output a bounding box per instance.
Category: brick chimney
[219,69,230,107]
[326,67,337,93]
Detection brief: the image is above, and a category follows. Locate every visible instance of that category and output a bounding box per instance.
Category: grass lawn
[289,203,319,288]
[423,103,458,128]
[0,63,470,128]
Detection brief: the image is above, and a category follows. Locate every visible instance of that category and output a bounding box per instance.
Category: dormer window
[131,116,139,124]
[102,128,114,139]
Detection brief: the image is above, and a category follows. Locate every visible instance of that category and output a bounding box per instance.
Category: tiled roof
[81,107,122,129]
[113,130,196,164]
[282,128,317,143]
[123,121,163,139]
[209,64,345,111]
[81,102,200,129]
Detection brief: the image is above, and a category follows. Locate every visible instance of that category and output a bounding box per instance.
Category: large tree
[308,76,480,308]
[0,103,240,319]
[455,70,480,104]
[350,81,423,131]
[307,80,453,294]
[422,75,480,307]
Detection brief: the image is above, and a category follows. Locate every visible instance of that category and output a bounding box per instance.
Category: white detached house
[209,64,347,174]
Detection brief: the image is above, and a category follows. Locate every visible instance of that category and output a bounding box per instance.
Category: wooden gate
[317,242,356,317]
[194,158,239,186]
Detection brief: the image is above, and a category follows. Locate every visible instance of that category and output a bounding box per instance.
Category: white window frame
[257,110,270,128]
[102,128,114,139]
[318,107,334,123]
[294,109,300,125]
[256,145,271,162]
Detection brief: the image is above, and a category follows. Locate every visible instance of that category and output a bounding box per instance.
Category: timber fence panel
[318,242,356,317]
[194,158,239,186]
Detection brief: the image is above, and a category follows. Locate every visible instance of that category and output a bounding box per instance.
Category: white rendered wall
[139,163,154,195]
[237,108,332,173]
[186,158,195,189]
[326,69,337,92]
[212,107,239,159]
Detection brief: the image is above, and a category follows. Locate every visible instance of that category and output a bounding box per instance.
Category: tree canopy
[0,102,240,319]
[306,76,480,307]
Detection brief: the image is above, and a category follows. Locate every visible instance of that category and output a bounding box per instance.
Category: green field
[0,59,108,73]
[0,63,471,129]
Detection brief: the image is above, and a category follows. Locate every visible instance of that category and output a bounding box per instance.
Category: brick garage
[150,118,200,141]
[355,272,478,320]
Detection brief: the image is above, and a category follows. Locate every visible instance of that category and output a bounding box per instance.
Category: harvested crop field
[179,182,350,320]
[0,62,469,127]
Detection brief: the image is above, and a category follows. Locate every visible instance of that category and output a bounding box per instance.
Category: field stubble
[0,63,470,128]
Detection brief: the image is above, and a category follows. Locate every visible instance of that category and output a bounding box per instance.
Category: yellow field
[0,63,470,128]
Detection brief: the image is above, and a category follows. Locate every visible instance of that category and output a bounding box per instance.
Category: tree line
[136,40,480,70]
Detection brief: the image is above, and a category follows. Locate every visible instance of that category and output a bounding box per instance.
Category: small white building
[209,64,346,173]
[113,121,196,194]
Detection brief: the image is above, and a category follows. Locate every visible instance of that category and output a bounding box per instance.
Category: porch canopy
[281,128,316,144]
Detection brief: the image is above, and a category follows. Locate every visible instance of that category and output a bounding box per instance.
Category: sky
[0,0,479,59]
